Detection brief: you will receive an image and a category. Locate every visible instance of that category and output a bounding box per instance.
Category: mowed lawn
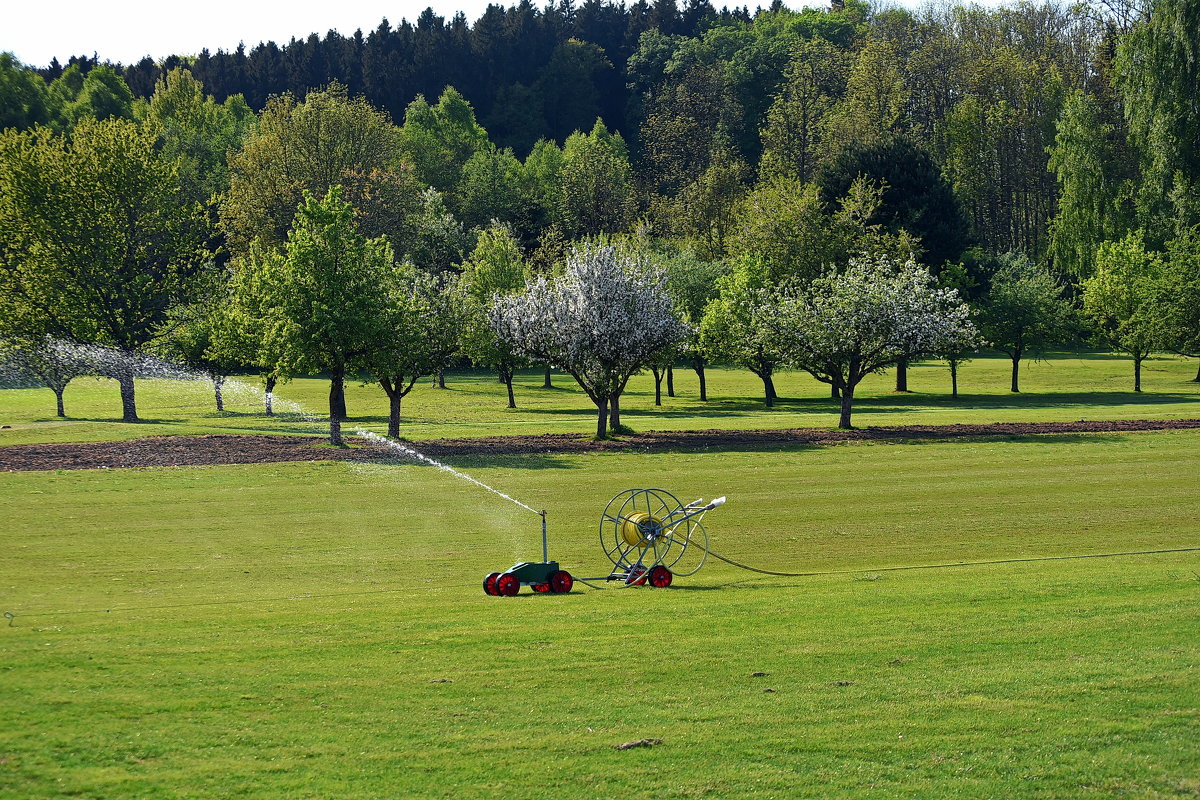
[2,351,1199,446]
[2,430,1197,798]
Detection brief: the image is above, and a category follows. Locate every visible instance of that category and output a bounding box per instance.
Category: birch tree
[489,243,688,438]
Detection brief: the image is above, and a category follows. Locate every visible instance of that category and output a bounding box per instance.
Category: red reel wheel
[483,572,500,596]
[628,564,648,586]
[532,583,551,593]
[648,565,673,588]
[496,573,520,597]
[548,570,574,594]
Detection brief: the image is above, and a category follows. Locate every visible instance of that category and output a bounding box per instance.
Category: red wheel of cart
[548,570,573,594]
[496,573,520,596]
[532,583,550,593]
[628,564,648,586]
[484,572,500,596]
[648,565,673,588]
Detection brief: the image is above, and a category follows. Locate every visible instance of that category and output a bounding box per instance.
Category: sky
[1,0,1003,68]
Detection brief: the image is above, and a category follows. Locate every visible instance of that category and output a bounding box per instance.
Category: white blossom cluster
[488,243,689,403]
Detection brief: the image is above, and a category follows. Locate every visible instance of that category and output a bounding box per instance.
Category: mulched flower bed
[2,418,1199,472]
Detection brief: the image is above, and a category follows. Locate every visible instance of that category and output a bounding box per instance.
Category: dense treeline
[1,0,1198,441]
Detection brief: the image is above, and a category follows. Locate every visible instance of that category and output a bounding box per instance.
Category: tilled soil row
[2,418,1199,472]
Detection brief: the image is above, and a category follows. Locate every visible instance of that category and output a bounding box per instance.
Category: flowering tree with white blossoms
[763,255,976,429]
[489,243,688,438]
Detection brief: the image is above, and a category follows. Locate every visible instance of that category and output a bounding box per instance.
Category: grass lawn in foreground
[2,430,1197,798]
[1,351,1199,446]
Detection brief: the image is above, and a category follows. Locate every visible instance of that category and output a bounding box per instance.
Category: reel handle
[706,496,726,510]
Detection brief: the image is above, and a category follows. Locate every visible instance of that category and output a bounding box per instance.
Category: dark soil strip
[2,419,1199,472]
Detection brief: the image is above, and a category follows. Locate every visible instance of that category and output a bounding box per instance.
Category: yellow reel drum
[601,488,708,579]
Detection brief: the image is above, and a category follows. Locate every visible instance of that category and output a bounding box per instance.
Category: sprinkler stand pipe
[541,510,548,563]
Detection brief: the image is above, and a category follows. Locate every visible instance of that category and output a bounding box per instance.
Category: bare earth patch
[2,419,1199,472]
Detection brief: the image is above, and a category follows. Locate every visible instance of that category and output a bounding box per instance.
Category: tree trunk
[54,386,66,417]
[331,371,348,420]
[118,368,138,422]
[329,367,345,445]
[543,364,553,388]
[895,358,909,392]
[950,361,959,399]
[609,394,622,432]
[666,366,675,398]
[696,362,707,402]
[595,396,609,439]
[1010,354,1021,393]
[652,367,663,406]
[838,383,856,429]
[1134,355,1142,392]
[503,369,515,409]
[436,369,446,389]
[264,374,276,416]
[388,391,402,439]
[1193,359,1200,382]
[213,376,225,412]
[759,371,776,408]
[831,384,841,400]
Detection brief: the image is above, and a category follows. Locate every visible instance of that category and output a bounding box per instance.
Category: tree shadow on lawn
[837,390,1200,416]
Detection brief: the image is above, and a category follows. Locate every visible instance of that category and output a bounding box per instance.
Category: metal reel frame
[599,488,708,582]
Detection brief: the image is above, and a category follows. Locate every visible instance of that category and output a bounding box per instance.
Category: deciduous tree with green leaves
[976,253,1075,393]
[0,119,209,421]
[233,187,393,445]
[1083,232,1164,391]
[359,265,462,439]
[459,225,529,408]
[699,256,782,407]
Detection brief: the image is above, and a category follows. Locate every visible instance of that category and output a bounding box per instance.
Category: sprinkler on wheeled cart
[482,489,725,596]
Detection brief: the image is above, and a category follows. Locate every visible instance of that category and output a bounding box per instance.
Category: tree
[1047,90,1135,278]
[557,120,638,239]
[1083,233,1164,391]
[235,187,394,445]
[152,294,242,412]
[490,243,687,438]
[0,119,210,421]
[976,253,1075,393]
[0,53,50,130]
[765,257,976,428]
[457,145,525,230]
[221,84,403,255]
[1154,232,1200,380]
[663,249,730,401]
[758,38,850,184]
[1115,0,1200,237]
[0,336,91,418]
[459,225,529,408]
[699,256,782,407]
[397,87,490,196]
[139,68,255,207]
[360,266,462,439]
[815,135,970,269]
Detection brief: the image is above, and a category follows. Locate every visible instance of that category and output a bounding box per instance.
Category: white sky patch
[1,0,1014,69]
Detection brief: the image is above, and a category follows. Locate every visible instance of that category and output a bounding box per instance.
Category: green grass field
[2,351,1199,446]
[2,424,1198,798]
